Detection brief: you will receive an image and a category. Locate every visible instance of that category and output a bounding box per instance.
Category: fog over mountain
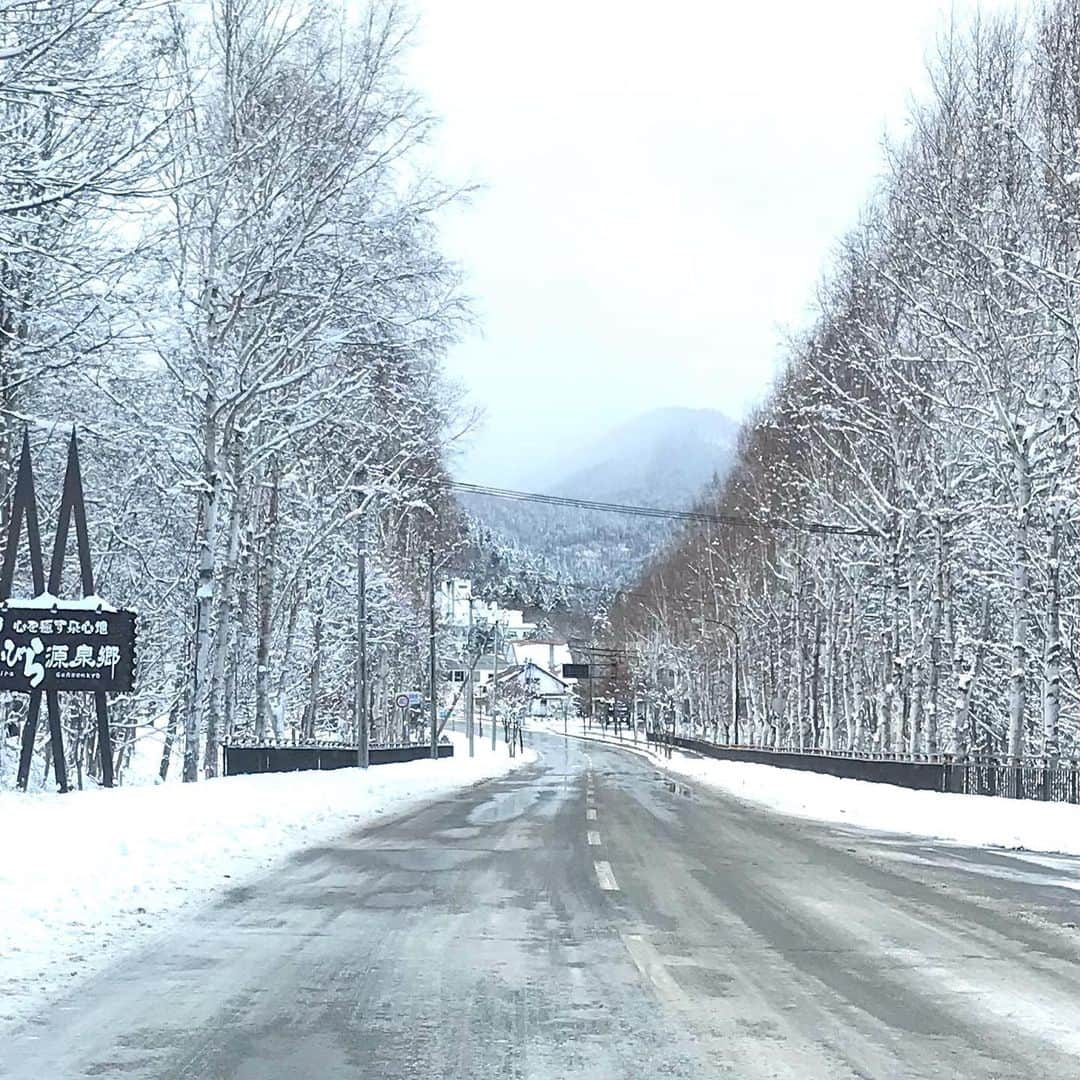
[546,407,738,507]
[461,407,739,601]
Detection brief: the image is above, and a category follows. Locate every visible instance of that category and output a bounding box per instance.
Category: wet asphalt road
[4,731,1080,1078]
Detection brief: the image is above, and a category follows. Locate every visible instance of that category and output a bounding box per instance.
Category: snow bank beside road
[538,724,1080,858]
[0,733,535,1030]
[664,751,1080,857]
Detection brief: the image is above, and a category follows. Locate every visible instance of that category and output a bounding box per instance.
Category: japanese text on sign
[0,605,136,693]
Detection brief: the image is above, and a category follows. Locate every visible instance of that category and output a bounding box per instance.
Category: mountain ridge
[462,406,740,601]
[547,406,738,508]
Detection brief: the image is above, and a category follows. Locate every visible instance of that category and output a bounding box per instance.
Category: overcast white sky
[405,0,1017,485]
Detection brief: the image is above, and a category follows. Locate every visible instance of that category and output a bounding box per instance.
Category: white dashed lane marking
[594,861,619,891]
[586,808,597,821]
[587,830,601,846]
[621,933,687,1005]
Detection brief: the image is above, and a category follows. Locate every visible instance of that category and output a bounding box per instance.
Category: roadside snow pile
[546,725,1080,858]
[0,733,535,1030]
[661,752,1080,857]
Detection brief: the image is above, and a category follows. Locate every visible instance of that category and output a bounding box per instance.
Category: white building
[438,580,577,719]
[437,578,473,629]
[488,660,573,717]
[496,608,535,640]
[437,578,536,640]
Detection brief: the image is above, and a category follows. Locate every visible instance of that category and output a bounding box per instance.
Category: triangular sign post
[4,430,118,791]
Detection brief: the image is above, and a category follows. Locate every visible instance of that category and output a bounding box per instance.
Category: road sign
[451,669,466,682]
[562,663,590,679]
[0,604,136,693]
[613,701,629,717]
[396,691,424,708]
[395,693,410,709]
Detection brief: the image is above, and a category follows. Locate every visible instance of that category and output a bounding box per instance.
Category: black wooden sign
[2,429,134,791]
[0,605,136,692]
[562,663,590,679]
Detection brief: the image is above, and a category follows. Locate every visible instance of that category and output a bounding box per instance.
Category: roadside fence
[644,731,1080,804]
[222,741,453,776]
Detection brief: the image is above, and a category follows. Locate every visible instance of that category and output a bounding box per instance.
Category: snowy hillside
[461,407,738,598]
[548,406,738,507]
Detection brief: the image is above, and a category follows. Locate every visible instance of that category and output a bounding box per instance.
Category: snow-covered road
[0,732,534,1030]
[537,721,1080,857]
[2,730,1079,1078]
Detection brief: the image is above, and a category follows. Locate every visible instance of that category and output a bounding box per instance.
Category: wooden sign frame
[2,430,132,792]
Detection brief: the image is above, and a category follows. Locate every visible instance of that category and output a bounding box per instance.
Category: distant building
[437,578,473,629]
[437,578,536,639]
[496,608,535,639]
[487,659,573,717]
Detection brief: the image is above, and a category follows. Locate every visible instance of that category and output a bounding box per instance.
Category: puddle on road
[661,780,693,799]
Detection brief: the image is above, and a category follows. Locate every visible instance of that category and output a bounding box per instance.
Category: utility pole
[490,619,499,751]
[732,629,742,746]
[428,548,438,760]
[466,597,475,757]
[587,655,594,729]
[356,513,369,768]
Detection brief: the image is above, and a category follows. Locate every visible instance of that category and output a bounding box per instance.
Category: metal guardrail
[645,731,1080,804]
[949,759,1080,802]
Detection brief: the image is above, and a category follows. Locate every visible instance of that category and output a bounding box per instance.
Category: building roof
[493,660,570,689]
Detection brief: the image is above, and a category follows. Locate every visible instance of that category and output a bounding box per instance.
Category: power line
[448,480,873,538]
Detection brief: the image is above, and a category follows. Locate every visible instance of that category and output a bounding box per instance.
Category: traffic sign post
[614,699,629,738]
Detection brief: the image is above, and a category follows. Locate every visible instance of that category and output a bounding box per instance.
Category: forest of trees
[0,0,466,788]
[11,0,1080,790]
[462,501,648,603]
[611,5,1080,765]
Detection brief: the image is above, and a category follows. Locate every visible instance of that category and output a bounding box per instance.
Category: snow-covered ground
[0,732,535,1030]
[534,721,1080,858]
